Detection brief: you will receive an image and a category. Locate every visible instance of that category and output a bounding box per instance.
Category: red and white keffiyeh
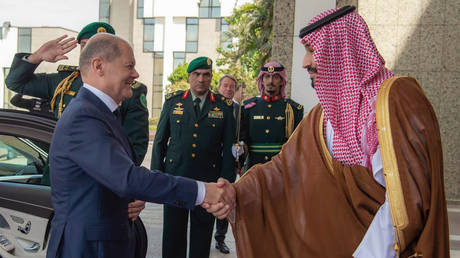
[301,8,394,167]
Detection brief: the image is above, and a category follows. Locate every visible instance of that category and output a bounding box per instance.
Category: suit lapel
[78,88,134,160]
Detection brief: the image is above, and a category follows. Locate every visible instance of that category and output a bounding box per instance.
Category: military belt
[249,143,283,153]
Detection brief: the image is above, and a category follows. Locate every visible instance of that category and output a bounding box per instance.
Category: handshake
[202,178,236,220]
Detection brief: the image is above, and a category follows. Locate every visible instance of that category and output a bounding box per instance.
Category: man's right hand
[202,178,236,219]
[27,35,78,64]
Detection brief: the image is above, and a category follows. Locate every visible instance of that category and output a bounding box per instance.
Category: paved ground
[141,141,460,258]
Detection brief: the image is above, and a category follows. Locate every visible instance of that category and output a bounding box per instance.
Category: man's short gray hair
[79,33,122,75]
[218,75,237,86]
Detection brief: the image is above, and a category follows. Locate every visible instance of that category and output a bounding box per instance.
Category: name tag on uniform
[253,115,264,120]
[208,111,223,118]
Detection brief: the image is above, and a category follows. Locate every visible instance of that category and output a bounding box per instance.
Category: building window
[99,0,110,23]
[3,68,15,109]
[152,52,163,117]
[143,18,155,52]
[173,52,186,70]
[199,0,221,18]
[186,18,198,53]
[220,18,231,50]
[18,28,31,53]
[137,0,144,18]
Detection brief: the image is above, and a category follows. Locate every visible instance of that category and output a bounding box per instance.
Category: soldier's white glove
[231,141,245,158]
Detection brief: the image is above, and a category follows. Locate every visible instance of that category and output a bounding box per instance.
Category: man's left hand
[128,200,146,221]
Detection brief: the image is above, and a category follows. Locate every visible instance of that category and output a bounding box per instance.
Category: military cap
[187,56,213,73]
[77,22,115,43]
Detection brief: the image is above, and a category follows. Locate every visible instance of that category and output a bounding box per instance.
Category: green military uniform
[5,53,149,183]
[152,88,235,258]
[241,95,304,170]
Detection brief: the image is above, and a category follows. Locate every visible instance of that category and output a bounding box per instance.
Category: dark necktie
[194,98,201,117]
[113,107,122,124]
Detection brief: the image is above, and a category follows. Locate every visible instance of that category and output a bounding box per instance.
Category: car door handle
[23,242,40,252]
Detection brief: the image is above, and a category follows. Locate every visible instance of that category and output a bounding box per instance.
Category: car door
[0,109,55,257]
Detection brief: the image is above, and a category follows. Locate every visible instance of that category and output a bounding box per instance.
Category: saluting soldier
[240,61,304,171]
[151,57,235,258]
[5,22,149,173]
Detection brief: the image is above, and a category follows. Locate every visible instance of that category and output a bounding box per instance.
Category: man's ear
[90,57,104,77]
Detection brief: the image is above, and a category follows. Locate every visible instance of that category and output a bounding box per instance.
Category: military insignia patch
[268,66,275,73]
[297,104,303,110]
[97,27,107,33]
[140,93,147,109]
[208,111,223,118]
[275,116,285,120]
[207,58,212,65]
[225,99,233,106]
[173,103,184,115]
[57,65,79,72]
[212,107,221,111]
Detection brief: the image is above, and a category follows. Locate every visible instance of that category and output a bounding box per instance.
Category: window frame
[17,28,31,53]
[185,18,198,53]
[143,18,155,52]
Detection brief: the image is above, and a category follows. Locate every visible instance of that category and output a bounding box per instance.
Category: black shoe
[215,240,230,254]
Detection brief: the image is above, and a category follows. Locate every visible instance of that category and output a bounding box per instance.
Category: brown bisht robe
[231,77,449,258]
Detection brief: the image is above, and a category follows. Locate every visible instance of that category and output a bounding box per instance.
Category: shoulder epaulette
[286,98,304,111]
[243,97,258,105]
[213,92,234,106]
[166,90,184,101]
[131,81,141,89]
[57,65,79,72]
[243,96,258,109]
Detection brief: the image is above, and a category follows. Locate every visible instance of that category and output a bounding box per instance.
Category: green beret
[77,22,115,43]
[187,56,213,73]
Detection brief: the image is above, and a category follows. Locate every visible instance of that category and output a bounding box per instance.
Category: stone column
[272,0,296,97]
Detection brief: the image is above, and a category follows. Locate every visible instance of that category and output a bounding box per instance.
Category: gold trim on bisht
[318,111,334,175]
[285,102,294,138]
[51,71,80,117]
[376,76,409,253]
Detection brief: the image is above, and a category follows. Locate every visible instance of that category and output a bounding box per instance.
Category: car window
[0,135,48,184]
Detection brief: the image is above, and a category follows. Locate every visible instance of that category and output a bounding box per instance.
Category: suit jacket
[5,53,149,166]
[47,87,197,258]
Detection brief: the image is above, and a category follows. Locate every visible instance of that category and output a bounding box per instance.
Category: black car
[0,96,147,257]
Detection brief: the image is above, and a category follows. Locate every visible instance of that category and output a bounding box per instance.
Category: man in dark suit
[47,34,228,258]
[151,57,236,258]
[214,74,238,254]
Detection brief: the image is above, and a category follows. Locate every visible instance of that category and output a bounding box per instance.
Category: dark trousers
[162,205,215,258]
[214,219,229,242]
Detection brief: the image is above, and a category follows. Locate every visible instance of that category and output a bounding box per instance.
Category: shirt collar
[83,83,119,112]
[191,90,209,103]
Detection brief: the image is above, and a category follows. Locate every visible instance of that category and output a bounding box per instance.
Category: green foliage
[216,0,273,98]
[165,63,225,95]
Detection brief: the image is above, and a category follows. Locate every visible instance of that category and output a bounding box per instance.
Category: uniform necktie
[113,107,122,124]
[194,98,201,117]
